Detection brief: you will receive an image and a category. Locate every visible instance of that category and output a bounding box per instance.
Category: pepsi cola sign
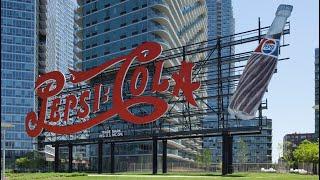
[25,42,201,137]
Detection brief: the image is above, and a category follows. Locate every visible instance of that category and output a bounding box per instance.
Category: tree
[15,151,46,172]
[238,137,248,171]
[16,157,31,171]
[293,140,319,174]
[195,152,203,168]
[195,148,212,171]
[282,141,296,168]
[203,148,212,171]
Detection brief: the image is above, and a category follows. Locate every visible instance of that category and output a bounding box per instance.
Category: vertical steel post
[152,137,158,174]
[227,134,233,174]
[54,142,60,172]
[217,37,224,129]
[222,131,234,175]
[110,142,115,173]
[68,144,73,173]
[162,140,167,173]
[98,141,103,174]
[222,131,233,175]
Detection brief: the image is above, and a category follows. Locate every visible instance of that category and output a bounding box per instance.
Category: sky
[232,0,319,162]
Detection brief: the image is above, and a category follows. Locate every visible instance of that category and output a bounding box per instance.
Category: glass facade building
[315,48,319,138]
[1,0,36,159]
[75,0,207,171]
[43,0,76,74]
[75,0,207,70]
[203,0,272,164]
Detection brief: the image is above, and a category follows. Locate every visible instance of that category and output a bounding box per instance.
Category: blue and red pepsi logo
[262,39,277,54]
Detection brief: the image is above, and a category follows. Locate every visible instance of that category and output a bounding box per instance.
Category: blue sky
[233,0,319,162]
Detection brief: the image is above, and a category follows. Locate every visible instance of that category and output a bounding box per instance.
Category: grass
[5,172,319,180]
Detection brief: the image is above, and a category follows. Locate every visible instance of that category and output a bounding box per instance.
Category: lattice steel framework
[36,22,290,174]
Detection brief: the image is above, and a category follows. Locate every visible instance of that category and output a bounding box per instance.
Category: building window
[104,16,110,20]
[141,16,147,20]
[92,43,97,47]
[120,47,126,51]
[120,34,126,39]
[132,31,138,35]
[142,28,147,33]
[104,39,110,43]
[120,11,126,15]
[142,4,147,8]
[132,7,139,11]
[105,3,110,8]
[104,27,110,32]
[132,19,139,23]
[104,51,110,55]
[120,22,126,27]
[92,54,98,58]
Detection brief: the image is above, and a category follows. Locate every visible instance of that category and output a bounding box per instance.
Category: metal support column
[162,140,167,173]
[152,137,158,174]
[222,131,233,175]
[227,135,233,174]
[54,142,60,172]
[110,142,115,173]
[68,144,73,173]
[98,141,103,174]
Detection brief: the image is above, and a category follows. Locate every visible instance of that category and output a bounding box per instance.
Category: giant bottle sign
[25,42,201,137]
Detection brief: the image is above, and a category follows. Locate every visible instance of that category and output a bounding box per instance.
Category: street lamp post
[1,122,14,180]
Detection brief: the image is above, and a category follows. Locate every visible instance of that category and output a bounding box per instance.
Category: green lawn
[5,172,319,180]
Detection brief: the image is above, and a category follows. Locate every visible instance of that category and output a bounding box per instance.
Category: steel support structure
[110,142,115,173]
[152,137,158,174]
[98,141,103,174]
[162,139,167,173]
[68,144,73,173]
[39,23,290,175]
[222,131,233,175]
[54,143,60,172]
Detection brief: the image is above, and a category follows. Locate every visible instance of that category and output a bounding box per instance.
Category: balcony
[38,51,45,59]
[39,28,46,35]
[74,47,83,58]
[75,6,82,14]
[39,5,47,13]
[75,29,83,38]
[75,14,82,26]
[39,13,47,21]
[167,140,185,149]
[39,0,47,5]
[38,42,46,51]
[39,19,46,27]
[75,39,83,49]
[38,59,46,67]
[74,60,82,70]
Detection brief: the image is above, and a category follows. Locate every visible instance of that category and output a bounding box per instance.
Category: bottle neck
[266,16,287,39]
